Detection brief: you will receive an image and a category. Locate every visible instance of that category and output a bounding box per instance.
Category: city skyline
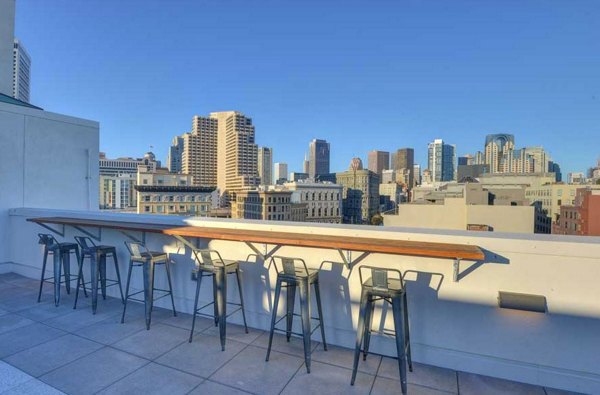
[15,1,600,175]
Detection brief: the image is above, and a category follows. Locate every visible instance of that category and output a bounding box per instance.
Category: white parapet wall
[6,207,600,393]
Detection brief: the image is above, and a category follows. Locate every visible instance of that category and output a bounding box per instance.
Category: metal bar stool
[266,256,327,373]
[73,236,124,313]
[189,249,248,351]
[37,233,83,307]
[351,266,412,394]
[121,241,177,330]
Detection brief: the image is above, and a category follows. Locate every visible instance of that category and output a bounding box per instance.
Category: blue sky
[15,0,600,175]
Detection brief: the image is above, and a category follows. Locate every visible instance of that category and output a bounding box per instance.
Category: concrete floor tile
[4,334,102,377]
[0,314,35,335]
[157,333,246,378]
[458,372,545,395]
[76,314,146,345]
[1,378,65,395]
[251,331,319,358]
[210,345,304,395]
[40,347,148,394]
[0,361,33,392]
[203,322,264,345]
[0,322,66,358]
[372,376,454,395]
[98,362,203,395]
[281,361,374,395]
[188,380,253,395]
[311,343,381,376]
[111,323,188,360]
[378,358,458,393]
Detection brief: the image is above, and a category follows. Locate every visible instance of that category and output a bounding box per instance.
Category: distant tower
[308,139,330,178]
[350,157,363,171]
[257,147,273,185]
[12,39,31,103]
[427,139,456,182]
[0,0,15,97]
[303,153,310,174]
[367,150,389,178]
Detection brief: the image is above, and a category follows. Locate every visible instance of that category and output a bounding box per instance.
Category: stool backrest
[270,256,309,276]
[124,241,148,259]
[190,248,225,268]
[358,265,404,291]
[74,236,96,251]
[38,233,57,247]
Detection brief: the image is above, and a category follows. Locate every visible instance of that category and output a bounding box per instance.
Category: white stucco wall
[0,101,99,264]
[5,208,600,393]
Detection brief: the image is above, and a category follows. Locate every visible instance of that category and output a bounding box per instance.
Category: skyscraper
[182,115,218,187]
[308,139,330,179]
[257,147,273,185]
[367,150,389,178]
[213,111,259,195]
[167,135,184,173]
[303,153,310,174]
[12,39,30,103]
[484,134,515,173]
[0,0,15,97]
[274,162,288,183]
[427,139,456,182]
[392,148,415,188]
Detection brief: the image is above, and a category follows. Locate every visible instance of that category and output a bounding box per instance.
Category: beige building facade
[283,181,342,223]
[336,159,380,224]
[232,190,292,221]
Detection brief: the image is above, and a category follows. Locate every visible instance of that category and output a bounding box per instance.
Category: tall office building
[413,164,421,186]
[427,139,456,182]
[303,154,310,174]
[308,139,330,178]
[167,135,184,173]
[258,147,273,185]
[392,148,415,188]
[336,158,380,224]
[0,0,15,97]
[12,39,30,103]
[213,111,259,196]
[274,162,288,183]
[181,115,218,187]
[484,134,515,173]
[367,150,389,178]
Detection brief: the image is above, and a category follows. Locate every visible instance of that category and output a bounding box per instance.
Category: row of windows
[142,195,210,202]
[310,207,340,217]
[302,192,340,201]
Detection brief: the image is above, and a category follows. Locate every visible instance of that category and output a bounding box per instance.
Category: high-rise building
[0,0,15,97]
[553,187,600,236]
[336,158,380,224]
[274,162,288,183]
[308,139,330,178]
[524,147,550,174]
[99,152,160,176]
[12,39,30,103]
[427,139,456,182]
[167,135,184,173]
[303,154,310,174]
[367,150,389,178]
[213,111,259,197]
[258,147,273,185]
[182,115,218,187]
[485,134,515,174]
[391,148,414,187]
[413,164,421,186]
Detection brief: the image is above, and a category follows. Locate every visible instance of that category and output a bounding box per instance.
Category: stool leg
[74,251,85,309]
[189,271,204,342]
[165,260,177,317]
[53,248,62,307]
[351,289,369,386]
[212,276,219,327]
[75,247,87,298]
[363,297,375,360]
[90,251,99,314]
[121,260,134,324]
[142,260,155,330]
[403,292,413,372]
[314,279,327,351]
[37,247,48,303]
[298,280,312,373]
[266,277,282,362]
[112,251,124,303]
[392,296,408,395]
[215,269,227,351]
[63,250,71,295]
[286,283,296,342]
[100,254,107,300]
[235,268,248,333]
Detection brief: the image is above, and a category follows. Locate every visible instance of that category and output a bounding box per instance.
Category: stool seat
[132,251,168,263]
[362,277,404,296]
[49,242,78,251]
[196,259,239,274]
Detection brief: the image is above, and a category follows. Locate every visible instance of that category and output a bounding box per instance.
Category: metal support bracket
[453,258,461,282]
[73,225,102,242]
[37,222,65,238]
[336,249,370,270]
[119,230,146,244]
[245,242,281,261]
[172,235,196,250]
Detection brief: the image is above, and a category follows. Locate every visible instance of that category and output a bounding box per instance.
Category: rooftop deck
[0,273,577,395]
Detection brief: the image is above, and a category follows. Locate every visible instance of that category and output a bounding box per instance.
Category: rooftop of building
[0,91,41,110]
